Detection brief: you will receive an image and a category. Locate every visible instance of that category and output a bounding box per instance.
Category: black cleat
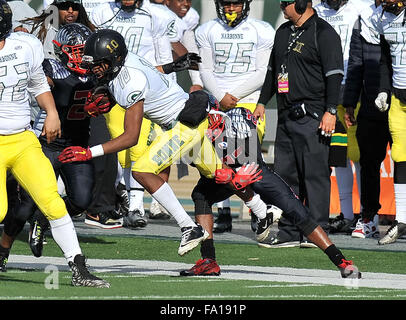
[68,254,110,288]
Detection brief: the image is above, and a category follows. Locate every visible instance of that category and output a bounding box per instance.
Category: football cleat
[123,210,147,228]
[178,224,209,256]
[180,258,221,276]
[351,218,378,238]
[256,205,283,242]
[213,207,232,233]
[68,254,110,288]
[149,201,171,220]
[0,248,9,272]
[329,212,354,234]
[338,259,362,279]
[378,220,406,245]
[85,211,123,229]
[29,219,49,258]
[116,183,129,216]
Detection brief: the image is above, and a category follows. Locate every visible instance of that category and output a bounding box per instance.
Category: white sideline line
[7,254,406,290]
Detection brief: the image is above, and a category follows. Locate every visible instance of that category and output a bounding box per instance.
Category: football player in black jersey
[0,23,109,265]
[180,107,362,280]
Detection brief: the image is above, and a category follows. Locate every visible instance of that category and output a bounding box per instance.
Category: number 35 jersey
[195,17,275,103]
[0,32,50,135]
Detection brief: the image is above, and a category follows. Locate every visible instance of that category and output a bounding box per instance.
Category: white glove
[375,92,389,112]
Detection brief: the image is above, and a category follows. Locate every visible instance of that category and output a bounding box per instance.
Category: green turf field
[2,233,406,302]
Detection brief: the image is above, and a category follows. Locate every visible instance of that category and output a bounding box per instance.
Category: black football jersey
[40,59,96,150]
[212,107,265,168]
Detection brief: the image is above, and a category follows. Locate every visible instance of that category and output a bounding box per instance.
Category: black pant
[86,116,118,214]
[274,115,331,241]
[356,118,391,218]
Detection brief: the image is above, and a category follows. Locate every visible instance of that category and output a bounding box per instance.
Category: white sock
[49,214,82,263]
[129,180,145,212]
[394,184,406,224]
[335,160,354,220]
[151,182,195,228]
[216,198,230,209]
[245,194,266,219]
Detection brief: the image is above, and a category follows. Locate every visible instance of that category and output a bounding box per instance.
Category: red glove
[84,92,112,117]
[231,163,263,190]
[58,146,92,163]
[215,168,235,184]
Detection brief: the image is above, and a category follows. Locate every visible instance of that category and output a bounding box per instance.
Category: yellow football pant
[337,103,360,162]
[0,130,67,222]
[104,104,158,168]
[389,95,406,162]
[132,119,222,179]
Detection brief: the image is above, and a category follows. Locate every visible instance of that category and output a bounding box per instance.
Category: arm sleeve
[325,73,343,109]
[229,48,272,99]
[182,29,203,87]
[343,20,364,108]
[198,45,226,101]
[257,49,276,106]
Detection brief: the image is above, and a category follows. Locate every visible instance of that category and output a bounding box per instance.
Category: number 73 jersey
[0,32,49,135]
[195,17,274,93]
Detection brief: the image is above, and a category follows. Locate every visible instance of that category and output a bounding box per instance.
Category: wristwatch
[326,107,337,115]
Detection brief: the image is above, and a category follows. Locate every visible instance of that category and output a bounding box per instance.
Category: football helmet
[82,29,128,83]
[115,0,143,12]
[381,0,406,15]
[215,0,252,28]
[53,23,92,75]
[0,0,12,41]
[206,94,226,142]
[321,0,348,10]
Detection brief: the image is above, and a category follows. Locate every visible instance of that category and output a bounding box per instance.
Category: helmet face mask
[215,0,252,28]
[382,0,406,15]
[0,0,12,41]
[53,23,92,75]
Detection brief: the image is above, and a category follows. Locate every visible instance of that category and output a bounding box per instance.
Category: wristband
[89,144,104,158]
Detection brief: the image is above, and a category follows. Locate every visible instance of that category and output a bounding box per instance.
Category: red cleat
[180,258,221,276]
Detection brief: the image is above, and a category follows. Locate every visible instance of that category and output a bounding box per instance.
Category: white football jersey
[0,33,49,135]
[195,17,275,103]
[109,52,189,128]
[91,2,182,66]
[315,0,367,83]
[371,7,406,89]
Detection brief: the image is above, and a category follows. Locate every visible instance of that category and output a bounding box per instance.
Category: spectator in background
[341,0,391,238]
[371,0,406,245]
[254,0,343,247]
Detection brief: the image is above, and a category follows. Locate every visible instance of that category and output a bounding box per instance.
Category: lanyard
[281,28,305,73]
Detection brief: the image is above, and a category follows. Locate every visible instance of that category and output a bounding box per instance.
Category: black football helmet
[82,29,128,83]
[53,23,92,75]
[321,0,348,10]
[381,0,406,15]
[215,0,252,28]
[0,0,12,41]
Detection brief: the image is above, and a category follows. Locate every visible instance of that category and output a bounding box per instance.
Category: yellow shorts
[337,103,360,162]
[389,95,406,162]
[0,130,67,222]
[132,119,222,179]
[236,103,266,144]
[104,104,157,168]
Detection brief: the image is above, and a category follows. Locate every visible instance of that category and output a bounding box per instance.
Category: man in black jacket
[254,0,344,247]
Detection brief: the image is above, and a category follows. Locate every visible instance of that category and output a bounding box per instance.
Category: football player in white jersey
[195,0,275,233]
[58,29,268,256]
[371,0,406,244]
[166,0,204,93]
[315,0,369,236]
[0,1,109,287]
